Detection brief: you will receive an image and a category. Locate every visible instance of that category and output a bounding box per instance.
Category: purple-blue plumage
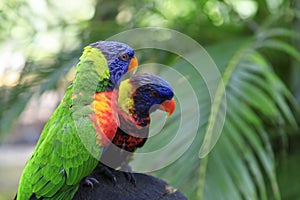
[91,41,135,86]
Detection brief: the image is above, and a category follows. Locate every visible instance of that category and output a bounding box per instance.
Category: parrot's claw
[124,171,137,186]
[82,177,99,188]
[121,162,136,186]
[99,165,117,185]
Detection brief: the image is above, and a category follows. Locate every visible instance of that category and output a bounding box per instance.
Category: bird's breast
[88,91,119,146]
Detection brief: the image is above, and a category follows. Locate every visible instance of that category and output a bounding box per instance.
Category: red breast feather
[88,91,119,146]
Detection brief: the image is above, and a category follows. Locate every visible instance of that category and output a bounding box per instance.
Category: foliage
[157,37,299,199]
[0,0,299,199]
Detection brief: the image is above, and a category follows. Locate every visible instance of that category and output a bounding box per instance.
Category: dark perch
[74,170,188,200]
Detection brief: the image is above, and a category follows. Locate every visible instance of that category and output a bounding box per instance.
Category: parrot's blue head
[91,41,138,88]
[119,73,176,126]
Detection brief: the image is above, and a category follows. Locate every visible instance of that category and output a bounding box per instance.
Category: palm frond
[131,25,299,199]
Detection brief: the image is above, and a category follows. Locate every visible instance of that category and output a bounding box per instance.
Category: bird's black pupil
[152,91,158,97]
[121,54,128,61]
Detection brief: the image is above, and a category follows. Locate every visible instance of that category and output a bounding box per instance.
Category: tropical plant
[0,0,299,199]
[141,10,300,200]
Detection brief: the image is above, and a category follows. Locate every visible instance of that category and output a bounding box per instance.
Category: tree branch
[74,170,187,200]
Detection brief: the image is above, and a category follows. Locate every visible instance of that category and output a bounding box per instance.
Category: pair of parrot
[16,41,176,200]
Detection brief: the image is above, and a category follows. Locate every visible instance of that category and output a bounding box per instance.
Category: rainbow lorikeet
[94,73,176,184]
[16,41,138,200]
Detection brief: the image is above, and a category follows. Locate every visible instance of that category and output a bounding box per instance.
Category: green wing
[17,87,100,200]
[17,46,109,200]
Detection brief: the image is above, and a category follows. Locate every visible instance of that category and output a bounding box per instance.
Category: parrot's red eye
[151,91,159,98]
[119,54,129,61]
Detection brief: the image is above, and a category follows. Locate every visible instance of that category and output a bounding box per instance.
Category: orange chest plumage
[88,91,119,146]
[88,91,150,151]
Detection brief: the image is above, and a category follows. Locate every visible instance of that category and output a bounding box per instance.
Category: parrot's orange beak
[159,98,176,117]
[128,56,138,72]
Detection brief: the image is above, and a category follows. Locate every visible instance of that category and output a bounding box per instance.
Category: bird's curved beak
[128,56,138,72]
[159,98,176,117]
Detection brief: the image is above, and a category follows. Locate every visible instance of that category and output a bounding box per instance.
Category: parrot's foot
[124,171,137,186]
[82,177,99,188]
[98,165,117,185]
[121,162,136,186]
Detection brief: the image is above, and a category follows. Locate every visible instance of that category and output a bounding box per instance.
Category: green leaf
[148,36,298,199]
[257,28,299,40]
[256,39,300,63]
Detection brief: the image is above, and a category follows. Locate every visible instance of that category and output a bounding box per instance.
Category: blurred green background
[0,0,300,199]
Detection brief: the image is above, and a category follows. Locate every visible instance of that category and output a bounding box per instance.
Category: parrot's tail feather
[43,184,79,200]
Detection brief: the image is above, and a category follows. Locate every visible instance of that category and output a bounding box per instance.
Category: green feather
[16,46,111,200]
